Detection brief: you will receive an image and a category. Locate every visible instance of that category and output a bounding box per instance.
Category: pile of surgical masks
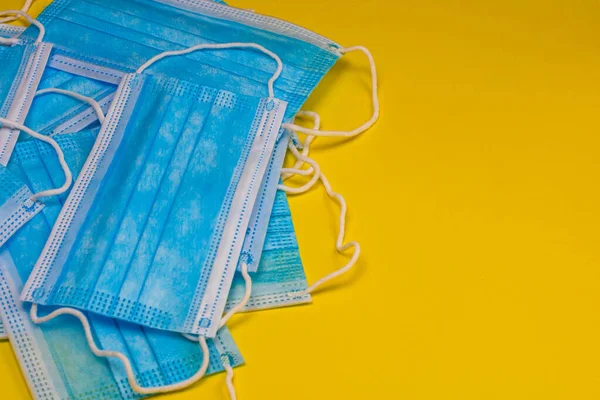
[0,1,378,398]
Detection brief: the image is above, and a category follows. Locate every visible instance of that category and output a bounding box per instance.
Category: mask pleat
[78,0,334,78]
[37,68,75,92]
[40,0,338,116]
[48,85,174,310]
[66,0,305,92]
[56,9,302,101]
[25,75,114,135]
[133,90,259,330]
[41,310,122,399]
[87,91,198,317]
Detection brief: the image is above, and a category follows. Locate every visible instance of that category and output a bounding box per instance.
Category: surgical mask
[1,128,242,399]
[23,44,288,338]
[10,33,311,318]
[23,0,343,277]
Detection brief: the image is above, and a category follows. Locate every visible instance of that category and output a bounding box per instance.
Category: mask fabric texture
[0,131,242,400]
[0,40,52,166]
[27,0,341,117]
[0,163,44,339]
[24,66,116,137]
[23,72,288,337]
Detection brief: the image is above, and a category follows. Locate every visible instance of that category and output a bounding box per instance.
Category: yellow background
[2,0,600,398]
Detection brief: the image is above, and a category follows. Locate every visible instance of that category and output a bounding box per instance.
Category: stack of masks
[0,0,378,398]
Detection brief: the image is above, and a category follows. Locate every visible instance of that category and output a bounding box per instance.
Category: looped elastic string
[0,10,44,44]
[221,354,237,400]
[279,113,360,296]
[0,118,72,202]
[219,262,252,329]
[0,1,33,24]
[280,143,320,194]
[281,111,319,181]
[136,42,283,100]
[36,88,106,124]
[30,304,210,394]
[183,262,252,400]
[281,46,379,138]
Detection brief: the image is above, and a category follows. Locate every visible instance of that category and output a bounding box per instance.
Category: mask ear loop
[279,113,360,296]
[136,42,283,101]
[281,46,379,138]
[138,43,285,399]
[221,354,237,400]
[29,304,210,394]
[0,118,72,202]
[183,261,252,400]
[281,111,319,182]
[0,1,33,24]
[0,9,44,45]
[36,88,106,124]
[23,87,212,395]
[1,89,105,201]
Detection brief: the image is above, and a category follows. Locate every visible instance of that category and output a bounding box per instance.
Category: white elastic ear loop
[0,118,72,202]
[280,142,321,194]
[36,88,106,124]
[221,354,237,400]
[214,262,253,400]
[136,42,283,99]
[29,304,211,395]
[281,46,379,138]
[0,1,33,24]
[0,9,44,44]
[279,116,360,296]
[219,262,252,329]
[186,262,251,400]
[281,110,320,182]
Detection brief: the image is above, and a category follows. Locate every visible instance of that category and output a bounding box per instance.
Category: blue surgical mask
[23,0,344,298]
[12,41,310,319]
[23,60,288,337]
[1,130,242,399]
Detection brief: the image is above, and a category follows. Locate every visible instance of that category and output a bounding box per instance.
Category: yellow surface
[2,0,600,399]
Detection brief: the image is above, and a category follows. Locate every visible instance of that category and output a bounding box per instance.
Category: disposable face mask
[23,45,288,338]
[22,0,343,277]
[8,31,309,319]
[1,131,242,399]
[22,0,380,299]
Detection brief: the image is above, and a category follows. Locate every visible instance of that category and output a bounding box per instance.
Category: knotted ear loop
[279,112,360,296]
